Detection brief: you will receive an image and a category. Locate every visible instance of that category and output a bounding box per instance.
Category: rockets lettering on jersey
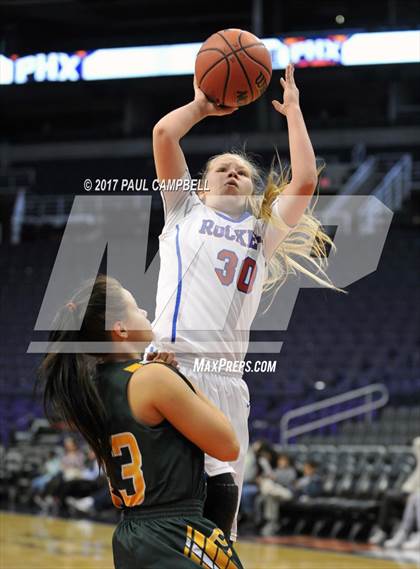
[199,219,263,250]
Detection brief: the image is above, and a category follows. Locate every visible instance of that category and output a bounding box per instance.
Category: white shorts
[178,364,250,541]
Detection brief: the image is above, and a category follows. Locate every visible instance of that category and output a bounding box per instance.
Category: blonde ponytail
[250,160,342,294]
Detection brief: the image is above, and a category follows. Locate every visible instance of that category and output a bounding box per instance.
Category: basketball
[195,28,272,108]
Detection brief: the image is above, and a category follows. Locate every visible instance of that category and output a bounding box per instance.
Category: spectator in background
[34,435,84,514]
[241,441,276,529]
[240,441,276,528]
[31,450,61,500]
[54,448,106,513]
[58,436,85,480]
[66,484,114,518]
[239,443,259,524]
[369,437,420,547]
[259,453,297,536]
[256,441,276,477]
[384,492,420,550]
[294,460,322,500]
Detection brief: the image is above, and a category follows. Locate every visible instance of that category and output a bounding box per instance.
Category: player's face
[202,155,254,216]
[206,156,254,197]
[121,288,154,343]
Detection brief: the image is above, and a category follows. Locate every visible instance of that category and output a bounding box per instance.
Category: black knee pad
[203,473,239,539]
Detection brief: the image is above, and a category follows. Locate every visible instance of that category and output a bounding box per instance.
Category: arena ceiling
[1,0,419,54]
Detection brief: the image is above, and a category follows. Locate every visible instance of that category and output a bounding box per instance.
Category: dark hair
[256,441,272,456]
[39,274,127,483]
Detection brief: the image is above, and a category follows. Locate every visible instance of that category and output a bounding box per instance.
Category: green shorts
[112,499,243,569]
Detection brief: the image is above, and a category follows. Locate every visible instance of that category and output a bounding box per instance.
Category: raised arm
[264,65,318,258]
[272,64,318,222]
[153,79,237,211]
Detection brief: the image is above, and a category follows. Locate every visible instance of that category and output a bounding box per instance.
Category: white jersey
[152,174,293,368]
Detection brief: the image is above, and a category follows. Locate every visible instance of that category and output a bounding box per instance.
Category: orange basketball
[195,28,272,108]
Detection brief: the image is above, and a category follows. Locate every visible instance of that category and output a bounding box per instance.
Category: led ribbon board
[1,30,419,85]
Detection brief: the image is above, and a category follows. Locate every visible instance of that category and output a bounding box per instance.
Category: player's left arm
[264,65,318,259]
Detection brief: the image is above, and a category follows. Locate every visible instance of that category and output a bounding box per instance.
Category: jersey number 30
[108,432,145,508]
[215,249,257,293]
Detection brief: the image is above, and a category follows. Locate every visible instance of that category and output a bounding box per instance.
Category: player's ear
[112,320,128,339]
[197,178,207,201]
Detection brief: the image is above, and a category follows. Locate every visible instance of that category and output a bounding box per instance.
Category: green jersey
[95,360,206,510]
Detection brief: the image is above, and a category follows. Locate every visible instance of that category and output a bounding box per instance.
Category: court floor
[1,512,419,569]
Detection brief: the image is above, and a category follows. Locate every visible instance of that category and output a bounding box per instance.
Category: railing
[373,154,412,210]
[319,156,377,225]
[10,189,26,244]
[341,156,376,195]
[0,167,36,194]
[280,383,389,445]
[23,194,77,226]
